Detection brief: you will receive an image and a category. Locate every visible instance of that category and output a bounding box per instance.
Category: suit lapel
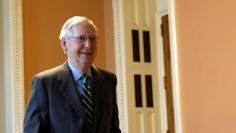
[58,62,86,119]
[91,66,105,132]
[57,63,105,131]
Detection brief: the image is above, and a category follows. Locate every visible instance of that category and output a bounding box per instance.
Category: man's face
[62,22,98,67]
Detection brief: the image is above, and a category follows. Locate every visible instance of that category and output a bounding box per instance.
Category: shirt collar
[67,60,92,81]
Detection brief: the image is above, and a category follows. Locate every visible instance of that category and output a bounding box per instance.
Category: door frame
[112,0,182,132]
[166,0,183,132]
[157,0,182,133]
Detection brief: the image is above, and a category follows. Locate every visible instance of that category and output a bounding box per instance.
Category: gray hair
[59,16,97,40]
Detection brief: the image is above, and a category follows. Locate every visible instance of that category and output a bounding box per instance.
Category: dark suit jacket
[24,62,121,133]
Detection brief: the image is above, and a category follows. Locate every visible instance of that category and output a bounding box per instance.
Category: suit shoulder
[34,65,63,80]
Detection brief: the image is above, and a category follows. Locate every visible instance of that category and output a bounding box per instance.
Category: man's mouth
[80,51,93,55]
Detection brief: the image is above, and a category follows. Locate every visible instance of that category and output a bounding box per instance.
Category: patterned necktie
[81,74,94,129]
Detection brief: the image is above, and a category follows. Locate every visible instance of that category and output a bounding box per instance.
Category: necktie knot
[81,74,93,91]
[81,74,89,84]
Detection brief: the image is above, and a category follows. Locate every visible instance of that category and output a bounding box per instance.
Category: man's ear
[60,39,68,54]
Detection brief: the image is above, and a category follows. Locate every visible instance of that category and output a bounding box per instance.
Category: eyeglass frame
[65,35,100,44]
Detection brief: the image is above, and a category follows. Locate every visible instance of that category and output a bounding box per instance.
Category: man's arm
[24,76,49,133]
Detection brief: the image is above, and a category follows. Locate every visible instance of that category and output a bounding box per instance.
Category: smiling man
[24,16,121,133]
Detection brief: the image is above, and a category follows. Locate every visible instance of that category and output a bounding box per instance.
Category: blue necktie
[81,74,94,129]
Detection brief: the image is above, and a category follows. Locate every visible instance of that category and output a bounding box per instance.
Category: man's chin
[79,59,93,65]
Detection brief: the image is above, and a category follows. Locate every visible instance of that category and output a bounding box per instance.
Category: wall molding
[112,0,129,132]
[11,0,25,132]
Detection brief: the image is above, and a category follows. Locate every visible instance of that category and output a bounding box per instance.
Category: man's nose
[84,39,93,48]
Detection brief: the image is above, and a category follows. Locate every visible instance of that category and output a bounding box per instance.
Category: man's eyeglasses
[68,35,99,43]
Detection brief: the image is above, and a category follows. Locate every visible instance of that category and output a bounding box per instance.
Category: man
[24,16,121,133]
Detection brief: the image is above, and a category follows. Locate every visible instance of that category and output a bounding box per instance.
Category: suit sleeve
[24,76,49,133]
[110,74,121,133]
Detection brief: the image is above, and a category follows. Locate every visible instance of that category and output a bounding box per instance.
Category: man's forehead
[71,22,97,33]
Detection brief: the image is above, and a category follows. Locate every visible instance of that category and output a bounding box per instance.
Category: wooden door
[161,15,175,133]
